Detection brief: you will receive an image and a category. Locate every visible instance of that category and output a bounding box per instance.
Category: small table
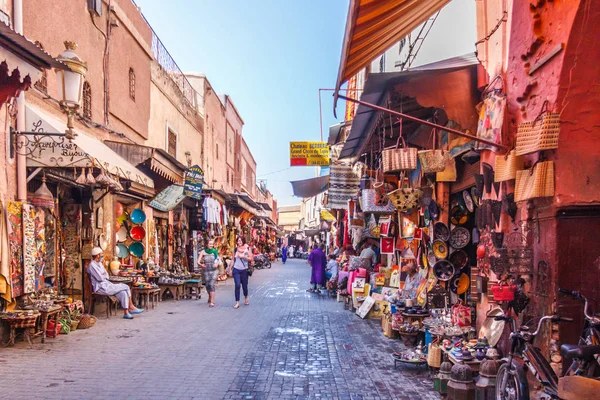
[158,283,184,301]
[1,312,41,347]
[132,287,160,309]
[37,306,63,344]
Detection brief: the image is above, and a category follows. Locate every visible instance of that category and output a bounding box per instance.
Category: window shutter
[88,0,102,16]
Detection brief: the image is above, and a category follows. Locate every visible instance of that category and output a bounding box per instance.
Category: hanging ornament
[76,168,86,184]
[86,168,96,184]
[31,172,55,209]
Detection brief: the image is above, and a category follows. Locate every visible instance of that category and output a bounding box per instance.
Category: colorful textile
[441,121,475,158]
[62,204,82,292]
[22,204,36,294]
[476,94,506,151]
[7,202,24,298]
[0,201,12,302]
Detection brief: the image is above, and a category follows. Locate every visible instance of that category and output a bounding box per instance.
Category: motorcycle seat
[560,344,600,361]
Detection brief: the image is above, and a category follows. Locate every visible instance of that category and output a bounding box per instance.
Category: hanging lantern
[31,173,55,209]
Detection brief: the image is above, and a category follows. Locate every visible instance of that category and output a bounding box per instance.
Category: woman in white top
[228,237,253,309]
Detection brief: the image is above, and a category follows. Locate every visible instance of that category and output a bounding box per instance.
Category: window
[167,128,177,157]
[129,68,135,101]
[226,170,229,185]
[216,143,219,160]
[34,42,47,92]
[82,81,92,119]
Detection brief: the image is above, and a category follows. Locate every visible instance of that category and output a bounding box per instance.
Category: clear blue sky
[135,0,475,207]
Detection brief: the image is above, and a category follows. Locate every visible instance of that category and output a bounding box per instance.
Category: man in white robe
[88,247,143,319]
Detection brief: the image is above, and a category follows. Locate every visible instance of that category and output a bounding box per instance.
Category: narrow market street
[0,259,436,400]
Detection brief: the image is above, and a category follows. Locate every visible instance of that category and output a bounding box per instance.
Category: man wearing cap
[88,247,143,319]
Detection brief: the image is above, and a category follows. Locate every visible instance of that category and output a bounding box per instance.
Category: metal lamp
[55,41,87,140]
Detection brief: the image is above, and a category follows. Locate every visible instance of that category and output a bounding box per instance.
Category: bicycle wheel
[496,363,528,400]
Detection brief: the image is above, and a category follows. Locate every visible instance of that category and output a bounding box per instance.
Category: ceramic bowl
[116,243,129,258]
[130,225,146,241]
[129,241,145,257]
[129,208,146,224]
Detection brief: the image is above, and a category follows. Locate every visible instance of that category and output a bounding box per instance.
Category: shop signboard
[149,184,186,212]
[184,165,205,199]
[290,142,330,166]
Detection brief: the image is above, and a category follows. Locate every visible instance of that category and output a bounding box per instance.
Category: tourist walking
[229,237,253,309]
[307,244,326,294]
[198,239,220,307]
[281,244,288,264]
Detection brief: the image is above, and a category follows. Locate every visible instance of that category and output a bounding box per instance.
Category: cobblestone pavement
[0,259,438,400]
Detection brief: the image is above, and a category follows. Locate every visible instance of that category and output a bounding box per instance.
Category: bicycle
[559,288,600,376]
[494,312,600,399]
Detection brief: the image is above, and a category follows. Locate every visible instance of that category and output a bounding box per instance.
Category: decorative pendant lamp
[32,173,55,209]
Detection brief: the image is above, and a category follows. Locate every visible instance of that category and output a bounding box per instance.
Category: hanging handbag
[360,189,396,214]
[382,136,418,172]
[491,281,516,301]
[451,301,472,327]
[495,150,524,182]
[418,150,449,174]
[386,173,422,212]
[516,101,560,156]
[514,161,555,202]
[436,155,457,182]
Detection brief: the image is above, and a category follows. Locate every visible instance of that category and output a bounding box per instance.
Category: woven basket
[436,156,457,182]
[382,147,417,173]
[427,343,442,368]
[418,150,449,173]
[77,314,97,329]
[387,188,423,212]
[514,161,555,202]
[360,189,396,213]
[495,150,524,182]
[515,106,560,156]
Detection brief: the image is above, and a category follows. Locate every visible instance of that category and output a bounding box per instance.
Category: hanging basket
[382,140,418,173]
[387,188,423,213]
[515,102,560,156]
[418,150,449,173]
[514,161,555,202]
[495,150,525,182]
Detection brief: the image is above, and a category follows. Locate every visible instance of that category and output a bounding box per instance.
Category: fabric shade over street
[290,175,329,198]
[25,104,154,188]
[320,209,336,222]
[339,53,480,160]
[334,0,451,111]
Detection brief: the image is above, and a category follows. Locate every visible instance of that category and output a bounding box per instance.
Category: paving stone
[0,259,438,399]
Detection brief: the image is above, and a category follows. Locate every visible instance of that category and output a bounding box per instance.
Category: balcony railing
[151,32,197,108]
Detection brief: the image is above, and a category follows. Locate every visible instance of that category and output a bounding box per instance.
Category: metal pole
[337,93,509,151]
[14,0,27,201]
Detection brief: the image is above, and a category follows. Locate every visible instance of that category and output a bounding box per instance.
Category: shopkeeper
[401,260,420,299]
[88,248,144,319]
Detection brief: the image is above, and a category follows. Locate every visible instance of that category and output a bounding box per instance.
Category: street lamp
[55,41,87,140]
[10,40,88,156]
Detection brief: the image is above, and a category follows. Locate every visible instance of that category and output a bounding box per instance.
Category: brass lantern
[55,41,88,139]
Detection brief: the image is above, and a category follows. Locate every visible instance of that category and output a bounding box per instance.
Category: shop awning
[227,194,261,215]
[258,202,272,211]
[290,175,329,198]
[334,0,451,111]
[105,141,186,184]
[339,53,480,160]
[25,104,154,188]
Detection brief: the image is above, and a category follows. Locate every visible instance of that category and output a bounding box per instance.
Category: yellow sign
[290,142,330,166]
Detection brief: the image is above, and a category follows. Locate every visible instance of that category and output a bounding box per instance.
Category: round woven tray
[77,314,97,329]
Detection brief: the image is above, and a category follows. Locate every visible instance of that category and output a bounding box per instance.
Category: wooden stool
[184,280,202,299]
[132,288,150,309]
[91,294,118,319]
[148,288,160,309]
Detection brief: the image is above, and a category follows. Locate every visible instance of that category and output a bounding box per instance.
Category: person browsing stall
[87,247,143,319]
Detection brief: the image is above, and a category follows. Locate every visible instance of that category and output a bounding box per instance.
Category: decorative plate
[116,226,128,243]
[129,241,145,257]
[130,225,146,241]
[463,190,474,213]
[433,260,455,281]
[450,206,470,226]
[427,250,437,267]
[457,273,470,295]
[448,250,469,270]
[471,187,481,207]
[449,227,471,249]
[116,243,129,258]
[130,208,146,225]
[433,222,450,242]
[433,240,448,259]
[450,275,460,293]
[97,233,108,251]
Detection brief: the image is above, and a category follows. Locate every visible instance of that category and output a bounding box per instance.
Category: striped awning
[335,0,450,109]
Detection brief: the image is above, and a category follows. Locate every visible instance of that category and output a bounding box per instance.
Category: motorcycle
[253,253,271,269]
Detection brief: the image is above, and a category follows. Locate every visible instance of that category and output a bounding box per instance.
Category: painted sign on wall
[184,165,205,199]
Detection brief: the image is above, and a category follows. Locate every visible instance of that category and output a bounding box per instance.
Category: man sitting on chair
[88,247,144,319]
